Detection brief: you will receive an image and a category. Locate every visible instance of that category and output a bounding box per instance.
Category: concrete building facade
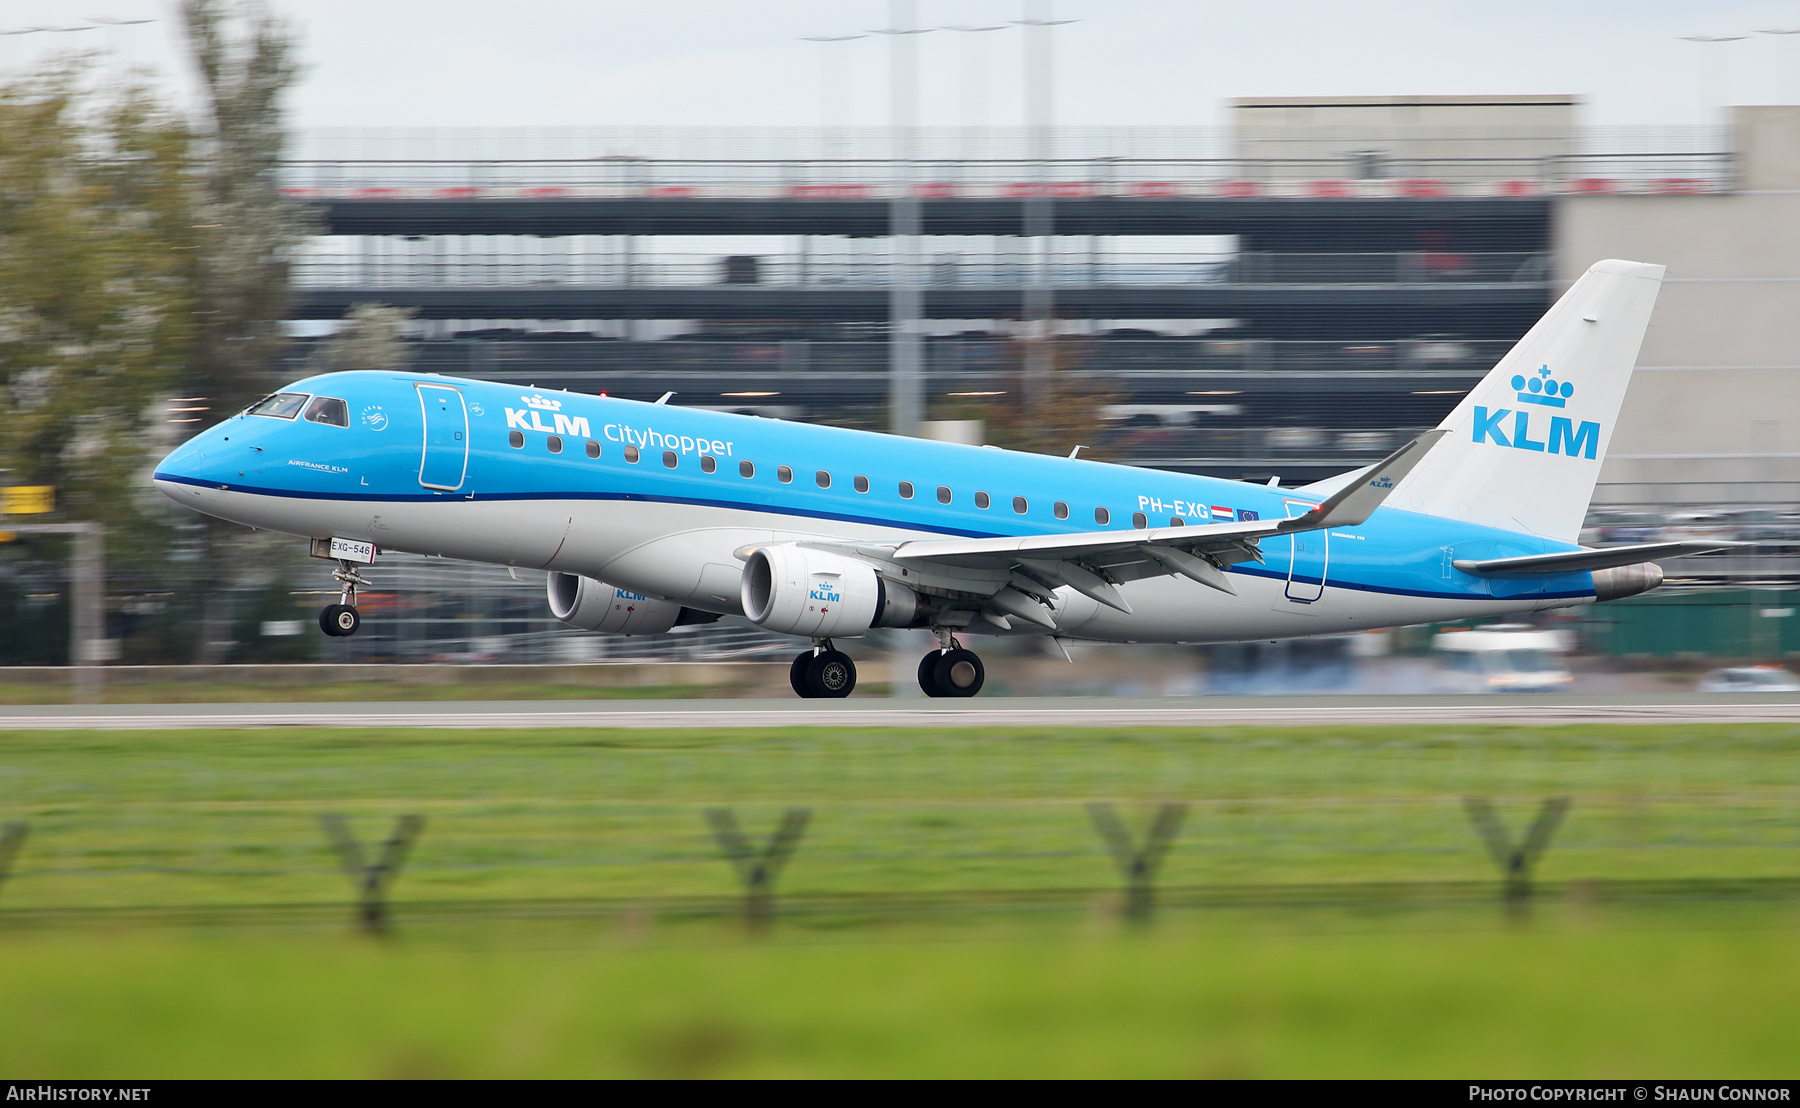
[1556,106,1800,510]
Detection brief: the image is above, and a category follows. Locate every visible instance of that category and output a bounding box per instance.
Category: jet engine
[740,544,919,638]
[547,572,684,635]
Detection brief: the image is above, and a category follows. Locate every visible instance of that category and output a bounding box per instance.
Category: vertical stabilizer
[1388,259,1664,543]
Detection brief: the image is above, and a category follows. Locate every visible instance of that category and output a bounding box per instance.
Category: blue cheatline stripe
[152,470,1003,539]
[153,472,1589,605]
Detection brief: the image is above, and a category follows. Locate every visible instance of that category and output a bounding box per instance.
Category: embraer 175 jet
[155,259,1736,698]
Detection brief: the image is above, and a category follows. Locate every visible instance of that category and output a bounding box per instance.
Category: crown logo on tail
[1513,364,1572,408]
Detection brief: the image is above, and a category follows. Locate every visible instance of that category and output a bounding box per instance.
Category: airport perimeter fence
[0,792,1796,935]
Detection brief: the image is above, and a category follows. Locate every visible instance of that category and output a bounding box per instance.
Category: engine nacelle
[547,572,683,635]
[741,544,917,638]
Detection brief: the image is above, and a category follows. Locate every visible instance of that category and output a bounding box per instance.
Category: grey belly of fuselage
[158,484,1550,645]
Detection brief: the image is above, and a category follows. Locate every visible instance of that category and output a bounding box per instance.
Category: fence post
[319,814,426,934]
[705,807,810,933]
[1464,797,1570,918]
[0,822,27,901]
[1088,802,1188,924]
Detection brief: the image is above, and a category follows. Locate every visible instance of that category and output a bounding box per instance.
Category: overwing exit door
[1283,499,1329,603]
[417,384,468,491]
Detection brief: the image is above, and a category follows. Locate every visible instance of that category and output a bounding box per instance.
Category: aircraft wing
[805,431,1444,622]
[1453,540,1746,577]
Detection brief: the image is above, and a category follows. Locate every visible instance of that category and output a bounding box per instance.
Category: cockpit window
[303,396,349,427]
[247,392,309,419]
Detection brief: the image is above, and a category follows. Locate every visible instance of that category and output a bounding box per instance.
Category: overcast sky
[4,1,1800,130]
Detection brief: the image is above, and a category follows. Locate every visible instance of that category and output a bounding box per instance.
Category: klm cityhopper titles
[154,260,1735,698]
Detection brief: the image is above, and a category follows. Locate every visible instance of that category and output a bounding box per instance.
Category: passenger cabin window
[816,470,831,489]
[585,440,600,458]
[1054,501,1069,520]
[1132,511,1148,528]
[1012,496,1029,514]
[303,396,348,427]
[853,475,869,493]
[974,491,990,509]
[247,392,308,420]
[1094,506,1110,525]
[1169,517,1185,526]
[739,460,755,478]
[624,445,640,463]
[663,450,678,468]
[701,455,717,474]
[508,430,525,449]
[936,486,952,504]
[547,435,563,454]
[899,481,914,499]
[778,466,793,484]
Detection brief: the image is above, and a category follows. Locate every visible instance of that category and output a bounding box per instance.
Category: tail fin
[1389,259,1665,543]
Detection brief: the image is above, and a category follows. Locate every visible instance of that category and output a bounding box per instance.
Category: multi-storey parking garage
[254,106,1800,660]
[280,115,1730,487]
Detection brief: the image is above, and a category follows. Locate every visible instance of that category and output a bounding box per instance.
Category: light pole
[870,4,933,437]
[799,33,866,161]
[1013,3,1078,416]
[1756,28,1800,104]
[941,24,1008,164]
[1681,34,1749,127]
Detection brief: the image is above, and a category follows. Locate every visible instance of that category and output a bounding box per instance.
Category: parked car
[1592,511,1665,544]
[1725,508,1800,550]
[1697,666,1800,693]
[1661,511,1736,543]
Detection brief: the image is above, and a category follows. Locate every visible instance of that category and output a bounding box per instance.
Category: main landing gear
[919,633,984,698]
[790,640,857,698]
[319,559,369,638]
[783,634,987,699]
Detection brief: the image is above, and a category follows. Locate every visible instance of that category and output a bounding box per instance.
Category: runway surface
[5,694,1800,730]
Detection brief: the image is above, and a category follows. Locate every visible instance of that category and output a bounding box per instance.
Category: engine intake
[741,544,917,638]
[547,572,684,635]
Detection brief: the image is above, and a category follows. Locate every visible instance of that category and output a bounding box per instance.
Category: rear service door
[1282,499,1329,603]
[417,384,468,491]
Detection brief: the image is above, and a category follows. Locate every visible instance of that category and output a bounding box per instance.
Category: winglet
[1278,429,1448,534]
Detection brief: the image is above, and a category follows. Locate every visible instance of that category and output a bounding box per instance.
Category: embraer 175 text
[155,260,1737,698]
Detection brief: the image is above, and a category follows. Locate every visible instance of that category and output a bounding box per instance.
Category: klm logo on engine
[808,580,842,604]
[1471,365,1600,460]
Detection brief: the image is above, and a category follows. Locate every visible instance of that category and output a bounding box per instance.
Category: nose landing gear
[919,633,985,698]
[319,559,369,638]
[789,640,857,698]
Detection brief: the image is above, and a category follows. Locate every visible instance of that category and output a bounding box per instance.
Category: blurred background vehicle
[1433,625,1573,693]
[1696,665,1800,693]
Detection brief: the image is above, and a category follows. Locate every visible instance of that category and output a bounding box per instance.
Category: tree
[0,65,196,534]
[178,0,314,661]
[312,304,418,374]
[179,0,313,421]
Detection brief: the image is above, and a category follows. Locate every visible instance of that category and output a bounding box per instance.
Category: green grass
[4,920,1798,1078]
[0,723,1797,1075]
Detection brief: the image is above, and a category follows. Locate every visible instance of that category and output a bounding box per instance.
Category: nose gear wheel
[319,603,360,637]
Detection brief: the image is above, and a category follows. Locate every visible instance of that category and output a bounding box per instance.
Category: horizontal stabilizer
[1453,541,1745,578]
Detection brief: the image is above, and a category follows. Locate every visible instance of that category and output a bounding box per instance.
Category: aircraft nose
[152,426,233,504]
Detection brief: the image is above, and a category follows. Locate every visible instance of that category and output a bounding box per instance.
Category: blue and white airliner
[153,260,1735,697]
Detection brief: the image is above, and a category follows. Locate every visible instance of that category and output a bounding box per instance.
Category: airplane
[153,259,1739,698]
